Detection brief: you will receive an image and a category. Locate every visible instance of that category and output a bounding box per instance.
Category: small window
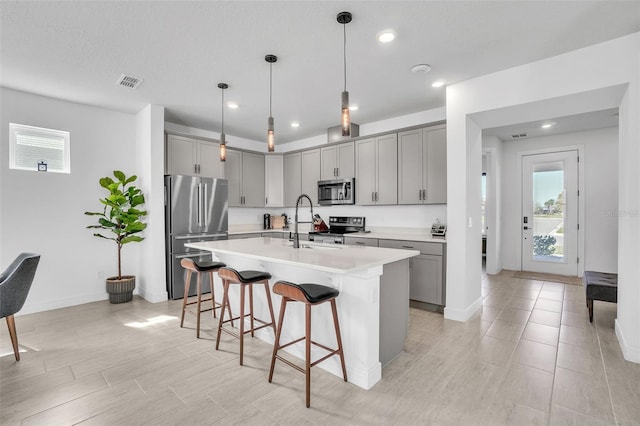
[9,123,70,173]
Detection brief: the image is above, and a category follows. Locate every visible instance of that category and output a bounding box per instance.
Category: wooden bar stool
[180,258,226,338]
[216,267,277,365]
[268,281,347,408]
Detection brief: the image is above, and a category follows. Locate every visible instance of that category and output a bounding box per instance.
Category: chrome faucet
[293,194,314,248]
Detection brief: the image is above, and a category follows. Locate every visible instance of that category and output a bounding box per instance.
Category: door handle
[203,183,208,227]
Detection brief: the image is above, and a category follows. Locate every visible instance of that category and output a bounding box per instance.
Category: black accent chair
[0,253,40,361]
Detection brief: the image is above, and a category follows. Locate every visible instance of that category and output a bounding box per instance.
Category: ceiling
[483,108,620,142]
[2,1,639,145]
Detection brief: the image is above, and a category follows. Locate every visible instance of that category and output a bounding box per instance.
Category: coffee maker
[263,213,271,229]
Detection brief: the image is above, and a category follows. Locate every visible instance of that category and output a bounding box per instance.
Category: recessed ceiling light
[431,80,445,88]
[377,30,396,43]
[411,64,431,73]
[290,122,300,128]
[541,122,554,129]
[227,102,239,109]
[349,105,359,111]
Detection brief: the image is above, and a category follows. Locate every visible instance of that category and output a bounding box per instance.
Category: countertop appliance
[431,221,446,237]
[318,178,355,206]
[308,216,365,244]
[165,175,228,300]
[263,213,271,230]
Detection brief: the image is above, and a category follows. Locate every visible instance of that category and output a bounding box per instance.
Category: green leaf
[121,235,144,244]
[131,195,145,208]
[113,170,126,182]
[98,218,116,227]
[99,177,114,188]
[125,175,137,185]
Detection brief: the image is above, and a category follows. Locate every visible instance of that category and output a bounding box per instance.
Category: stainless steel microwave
[318,178,355,206]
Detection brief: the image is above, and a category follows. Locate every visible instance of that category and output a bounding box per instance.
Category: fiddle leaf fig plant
[85,170,147,280]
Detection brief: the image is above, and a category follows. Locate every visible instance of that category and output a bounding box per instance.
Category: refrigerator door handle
[197,183,202,226]
[203,182,208,228]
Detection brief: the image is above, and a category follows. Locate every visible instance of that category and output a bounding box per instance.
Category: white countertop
[186,237,419,274]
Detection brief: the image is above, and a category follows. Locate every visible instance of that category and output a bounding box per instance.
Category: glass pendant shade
[219,133,226,162]
[341,90,350,136]
[267,116,275,152]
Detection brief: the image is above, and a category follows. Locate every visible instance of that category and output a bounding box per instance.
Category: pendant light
[218,82,228,162]
[337,11,352,137]
[265,54,277,152]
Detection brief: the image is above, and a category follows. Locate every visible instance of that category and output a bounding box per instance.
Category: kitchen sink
[286,241,342,250]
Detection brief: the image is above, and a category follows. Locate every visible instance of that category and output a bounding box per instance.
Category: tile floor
[1,271,639,425]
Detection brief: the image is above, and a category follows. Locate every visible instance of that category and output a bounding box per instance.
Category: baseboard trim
[444,296,483,322]
[615,319,640,363]
[20,293,108,316]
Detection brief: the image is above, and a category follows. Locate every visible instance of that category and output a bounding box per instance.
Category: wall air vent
[117,74,143,89]
[511,133,527,139]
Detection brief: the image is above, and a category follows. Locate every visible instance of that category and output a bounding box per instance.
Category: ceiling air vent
[117,74,143,89]
[511,133,527,139]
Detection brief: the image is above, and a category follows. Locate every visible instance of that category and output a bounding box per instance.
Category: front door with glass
[521,150,579,276]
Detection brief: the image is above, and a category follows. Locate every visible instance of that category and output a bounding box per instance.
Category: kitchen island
[186,237,419,390]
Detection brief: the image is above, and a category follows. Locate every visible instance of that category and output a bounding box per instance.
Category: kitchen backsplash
[228,204,446,230]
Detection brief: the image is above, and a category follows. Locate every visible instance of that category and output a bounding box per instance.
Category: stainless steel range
[308,216,365,244]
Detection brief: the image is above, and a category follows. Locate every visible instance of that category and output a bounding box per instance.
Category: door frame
[516,145,585,277]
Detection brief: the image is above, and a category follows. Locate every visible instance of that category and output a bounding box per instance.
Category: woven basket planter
[106,276,135,304]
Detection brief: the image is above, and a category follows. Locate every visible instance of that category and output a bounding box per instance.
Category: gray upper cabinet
[356,134,398,205]
[283,152,302,207]
[398,124,447,204]
[225,149,265,207]
[320,141,355,180]
[165,134,222,178]
[301,148,320,206]
[265,155,284,207]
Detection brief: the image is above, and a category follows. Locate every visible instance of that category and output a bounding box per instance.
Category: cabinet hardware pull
[376,192,379,202]
[419,189,422,200]
[356,242,364,245]
[372,192,375,202]
[402,245,414,249]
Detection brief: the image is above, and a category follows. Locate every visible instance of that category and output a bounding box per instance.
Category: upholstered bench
[584,271,618,323]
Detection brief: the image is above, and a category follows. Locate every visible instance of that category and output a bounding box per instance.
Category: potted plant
[85,170,147,304]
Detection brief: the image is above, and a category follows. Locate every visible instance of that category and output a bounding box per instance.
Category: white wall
[499,127,618,273]
[446,32,640,363]
[135,105,167,303]
[482,136,503,274]
[0,88,140,314]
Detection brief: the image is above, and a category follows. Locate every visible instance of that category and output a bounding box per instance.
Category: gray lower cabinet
[343,236,378,247]
[378,239,445,306]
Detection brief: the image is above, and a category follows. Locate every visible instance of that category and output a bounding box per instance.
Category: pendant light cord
[221,88,225,134]
[343,23,347,92]
[269,62,273,116]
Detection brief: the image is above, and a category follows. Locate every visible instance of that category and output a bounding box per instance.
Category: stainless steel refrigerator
[165,175,228,300]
